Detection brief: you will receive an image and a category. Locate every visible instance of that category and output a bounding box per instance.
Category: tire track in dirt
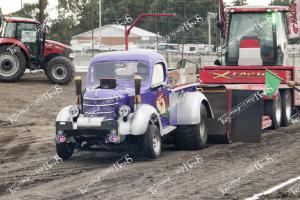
[0,75,299,200]
[0,128,36,163]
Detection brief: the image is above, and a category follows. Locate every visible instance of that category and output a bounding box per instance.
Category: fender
[0,38,30,57]
[119,104,162,136]
[176,92,214,125]
[56,105,74,122]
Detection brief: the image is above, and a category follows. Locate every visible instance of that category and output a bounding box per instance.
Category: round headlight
[69,106,80,118]
[118,105,131,117]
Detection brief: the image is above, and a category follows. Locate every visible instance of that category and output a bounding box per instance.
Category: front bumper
[56,117,118,130]
[56,117,120,143]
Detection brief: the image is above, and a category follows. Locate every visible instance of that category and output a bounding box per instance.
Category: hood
[45,40,71,50]
[84,84,135,100]
[82,85,136,119]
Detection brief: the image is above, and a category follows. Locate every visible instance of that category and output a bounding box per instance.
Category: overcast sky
[0,0,58,18]
[0,0,274,17]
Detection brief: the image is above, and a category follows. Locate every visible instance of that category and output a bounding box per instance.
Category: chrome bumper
[77,117,104,129]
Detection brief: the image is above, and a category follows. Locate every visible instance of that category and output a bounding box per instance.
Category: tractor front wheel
[0,45,26,82]
[46,56,75,85]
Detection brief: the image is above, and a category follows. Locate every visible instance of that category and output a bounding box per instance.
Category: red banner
[200,69,289,84]
[288,0,300,39]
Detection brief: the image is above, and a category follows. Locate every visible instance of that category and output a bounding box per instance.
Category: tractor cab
[224,6,289,66]
[0,17,45,61]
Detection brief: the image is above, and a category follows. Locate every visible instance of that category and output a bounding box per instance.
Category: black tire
[264,94,282,130]
[0,45,26,82]
[142,124,161,159]
[45,56,75,85]
[56,143,74,159]
[174,104,208,150]
[281,90,292,127]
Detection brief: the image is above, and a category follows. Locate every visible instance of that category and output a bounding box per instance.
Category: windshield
[0,22,16,38]
[90,61,149,85]
[227,13,274,65]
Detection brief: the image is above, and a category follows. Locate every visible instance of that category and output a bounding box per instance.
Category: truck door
[151,63,169,127]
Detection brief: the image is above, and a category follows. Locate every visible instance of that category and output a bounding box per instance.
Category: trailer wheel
[264,94,282,130]
[142,124,161,159]
[56,142,74,159]
[45,56,75,85]
[281,90,292,127]
[174,104,208,150]
[0,45,26,82]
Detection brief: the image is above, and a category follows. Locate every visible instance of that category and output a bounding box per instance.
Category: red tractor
[199,5,300,143]
[0,17,74,84]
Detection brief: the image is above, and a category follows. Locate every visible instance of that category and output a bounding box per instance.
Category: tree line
[7,0,291,45]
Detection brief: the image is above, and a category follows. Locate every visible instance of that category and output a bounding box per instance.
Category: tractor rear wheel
[45,56,75,85]
[174,104,208,150]
[264,94,282,130]
[0,45,26,82]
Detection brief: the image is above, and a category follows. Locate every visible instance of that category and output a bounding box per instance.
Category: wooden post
[39,0,45,23]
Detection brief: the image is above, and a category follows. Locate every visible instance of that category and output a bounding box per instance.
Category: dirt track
[0,72,300,200]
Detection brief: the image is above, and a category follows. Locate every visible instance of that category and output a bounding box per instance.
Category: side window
[3,22,16,38]
[17,23,37,43]
[152,63,165,87]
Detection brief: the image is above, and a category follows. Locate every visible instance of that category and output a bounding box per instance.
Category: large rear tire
[0,45,26,82]
[281,89,292,127]
[56,143,74,159]
[45,56,75,85]
[142,124,161,159]
[174,104,208,150]
[264,94,282,130]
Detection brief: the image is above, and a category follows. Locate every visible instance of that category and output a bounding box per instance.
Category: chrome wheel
[143,124,161,159]
[152,132,161,155]
[284,92,292,120]
[199,115,207,143]
[52,64,67,80]
[0,53,19,77]
[275,95,282,124]
[281,90,292,127]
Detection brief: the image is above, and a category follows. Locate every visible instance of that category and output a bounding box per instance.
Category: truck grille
[82,97,118,121]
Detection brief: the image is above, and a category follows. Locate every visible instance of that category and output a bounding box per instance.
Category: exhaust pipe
[134,75,142,110]
[75,76,82,107]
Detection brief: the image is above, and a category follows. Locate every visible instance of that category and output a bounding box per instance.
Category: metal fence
[60,0,220,70]
[48,0,220,48]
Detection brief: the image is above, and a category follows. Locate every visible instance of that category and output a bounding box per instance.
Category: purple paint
[83,51,169,124]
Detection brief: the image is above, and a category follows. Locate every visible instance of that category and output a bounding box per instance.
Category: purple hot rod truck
[55,51,213,159]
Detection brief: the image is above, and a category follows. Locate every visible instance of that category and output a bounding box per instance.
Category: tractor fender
[56,105,74,122]
[176,92,214,125]
[118,104,162,136]
[0,38,30,57]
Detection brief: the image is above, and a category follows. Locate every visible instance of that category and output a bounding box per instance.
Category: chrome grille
[83,97,118,120]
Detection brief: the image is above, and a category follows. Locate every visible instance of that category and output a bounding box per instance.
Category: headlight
[69,106,80,118]
[118,105,131,117]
